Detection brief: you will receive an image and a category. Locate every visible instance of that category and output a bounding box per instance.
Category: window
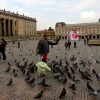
[15,22,16,26]
[15,30,16,35]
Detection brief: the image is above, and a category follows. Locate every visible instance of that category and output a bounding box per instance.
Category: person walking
[0,39,7,61]
[84,38,86,45]
[18,41,20,48]
[13,41,15,47]
[68,40,71,49]
[74,41,76,48]
[36,34,59,60]
[65,41,68,49]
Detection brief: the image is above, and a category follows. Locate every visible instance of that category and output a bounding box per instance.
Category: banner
[67,30,79,40]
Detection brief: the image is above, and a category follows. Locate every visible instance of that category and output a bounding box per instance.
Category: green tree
[99,19,100,22]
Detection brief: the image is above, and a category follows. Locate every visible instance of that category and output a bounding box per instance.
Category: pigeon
[5,67,10,72]
[59,87,66,99]
[88,61,91,65]
[25,75,31,81]
[23,58,25,60]
[81,72,85,79]
[73,76,80,82]
[27,77,35,84]
[14,72,18,77]
[70,67,75,74]
[7,78,12,86]
[13,69,16,73]
[79,69,83,74]
[87,82,94,91]
[70,80,75,88]
[38,78,45,85]
[67,72,73,79]
[34,90,44,99]
[92,69,97,74]
[54,73,61,79]
[85,75,92,81]
[42,83,51,87]
[8,62,11,66]
[96,74,100,80]
[71,83,76,92]
[22,70,25,74]
[62,76,67,84]
[89,89,100,97]
[96,60,100,64]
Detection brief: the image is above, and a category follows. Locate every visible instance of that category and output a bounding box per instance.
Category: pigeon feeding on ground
[70,81,76,92]
[59,87,66,99]
[73,76,80,82]
[96,74,100,80]
[25,75,31,81]
[89,89,100,98]
[87,82,94,91]
[27,77,35,84]
[34,90,44,99]
[92,69,97,74]
[62,76,67,84]
[38,78,45,85]
[96,60,100,64]
[38,78,51,88]
[5,67,10,72]
[7,78,12,86]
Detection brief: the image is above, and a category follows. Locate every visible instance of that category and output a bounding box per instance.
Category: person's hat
[43,33,48,37]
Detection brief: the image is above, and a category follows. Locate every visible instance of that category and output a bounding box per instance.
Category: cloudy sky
[0,0,100,30]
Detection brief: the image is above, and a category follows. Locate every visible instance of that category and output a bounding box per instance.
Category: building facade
[37,30,55,39]
[55,22,100,39]
[0,9,37,37]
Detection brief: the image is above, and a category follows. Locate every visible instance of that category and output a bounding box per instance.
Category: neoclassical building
[0,9,37,37]
[55,21,100,39]
[37,30,55,39]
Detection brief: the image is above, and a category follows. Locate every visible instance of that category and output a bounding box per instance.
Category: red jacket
[0,41,7,51]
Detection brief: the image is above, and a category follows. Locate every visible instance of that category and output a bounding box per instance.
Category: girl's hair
[42,58,46,62]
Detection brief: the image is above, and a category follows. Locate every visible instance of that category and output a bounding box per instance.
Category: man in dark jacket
[37,34,58,60]
[68,40,71,49]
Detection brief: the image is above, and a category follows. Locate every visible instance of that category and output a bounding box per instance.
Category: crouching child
[35,58,51,76]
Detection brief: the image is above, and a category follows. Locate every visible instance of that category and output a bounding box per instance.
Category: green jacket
[36,61,51,74]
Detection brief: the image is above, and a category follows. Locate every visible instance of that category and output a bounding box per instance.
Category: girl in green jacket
[36,58,51,76]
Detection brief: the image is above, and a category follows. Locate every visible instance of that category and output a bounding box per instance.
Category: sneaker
[1,60,4,61]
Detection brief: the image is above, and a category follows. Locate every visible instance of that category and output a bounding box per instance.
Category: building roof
[37,30,55,34]
[55,22,66,27]
[55,22,100,27]
[66,22,100,27]
[0,9,37,22]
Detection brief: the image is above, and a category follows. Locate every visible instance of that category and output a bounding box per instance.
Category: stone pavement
[0,39,100,100]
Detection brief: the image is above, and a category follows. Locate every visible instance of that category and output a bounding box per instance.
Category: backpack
[36,40,43,54]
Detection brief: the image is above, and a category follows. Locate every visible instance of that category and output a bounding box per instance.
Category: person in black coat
[37,34,58,60]
[74,41,76,48]
[68,40,71,49]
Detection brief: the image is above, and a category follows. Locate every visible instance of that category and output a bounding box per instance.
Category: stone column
[4,18,6,36]
[8,19,10,36]
[12,20,15,36]
[0,18,1,36]
[95,34,97,39]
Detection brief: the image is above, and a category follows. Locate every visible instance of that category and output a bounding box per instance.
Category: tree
[48,26,54,31]
[99,19,100,22]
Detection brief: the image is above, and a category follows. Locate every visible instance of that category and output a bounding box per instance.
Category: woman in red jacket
[0,39,7,61]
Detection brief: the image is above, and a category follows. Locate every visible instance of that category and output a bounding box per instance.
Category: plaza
[0,39,100,100]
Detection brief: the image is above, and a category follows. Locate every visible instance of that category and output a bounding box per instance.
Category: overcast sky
[0,0,100,30]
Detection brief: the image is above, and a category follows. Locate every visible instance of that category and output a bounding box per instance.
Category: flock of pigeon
[3,41,100,99]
